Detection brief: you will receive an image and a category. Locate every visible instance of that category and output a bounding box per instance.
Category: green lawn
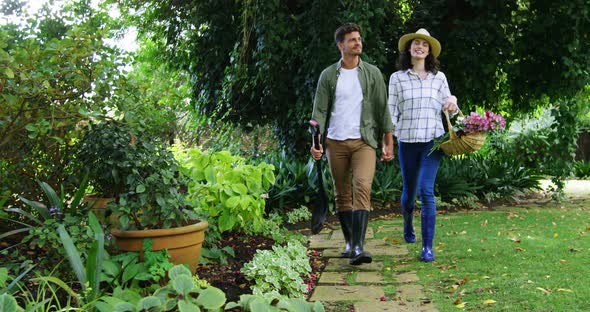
[373,202,590,311]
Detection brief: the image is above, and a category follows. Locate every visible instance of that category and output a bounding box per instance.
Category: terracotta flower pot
[111,221,208,274]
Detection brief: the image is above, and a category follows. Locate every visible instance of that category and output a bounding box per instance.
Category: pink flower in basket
[455,111,506,136]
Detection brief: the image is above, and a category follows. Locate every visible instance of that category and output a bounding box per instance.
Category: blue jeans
[398,140,442,217]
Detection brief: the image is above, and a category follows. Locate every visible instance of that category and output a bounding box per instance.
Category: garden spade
[309,120,329,234]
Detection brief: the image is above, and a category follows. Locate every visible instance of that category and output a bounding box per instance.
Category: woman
[388,28,458,262]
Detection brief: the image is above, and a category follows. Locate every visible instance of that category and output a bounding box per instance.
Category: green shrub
[175,147,275,234]
[574,160,590,179]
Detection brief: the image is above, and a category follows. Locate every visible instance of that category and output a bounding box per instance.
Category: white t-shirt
[327,67,363,140]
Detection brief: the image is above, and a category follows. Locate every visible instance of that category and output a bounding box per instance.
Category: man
[310,23,394,265]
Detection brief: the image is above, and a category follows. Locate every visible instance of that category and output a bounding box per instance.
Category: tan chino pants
[325,138,376,212]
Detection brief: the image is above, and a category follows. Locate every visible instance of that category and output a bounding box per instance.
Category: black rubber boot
[338,211,354,258]
[349,210,372,265]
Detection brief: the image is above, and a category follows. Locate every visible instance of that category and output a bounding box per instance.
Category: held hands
[380,143,394,162]
[380,132,394,162]
[443,95,458,113]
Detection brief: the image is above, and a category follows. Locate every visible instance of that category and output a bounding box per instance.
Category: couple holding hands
[310,23,458,265]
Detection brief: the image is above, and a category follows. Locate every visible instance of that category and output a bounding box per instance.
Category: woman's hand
[443,95,458,113]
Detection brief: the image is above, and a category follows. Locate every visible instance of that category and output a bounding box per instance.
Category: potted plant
[76,119,207,273]
[73,120,135,222]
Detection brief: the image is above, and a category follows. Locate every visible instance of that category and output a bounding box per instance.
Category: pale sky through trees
[2,0,138,52]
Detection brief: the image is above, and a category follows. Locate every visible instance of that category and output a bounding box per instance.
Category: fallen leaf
[515,247,524,251]
[482,276,491,279]
[559,259,567,264]
[553,233,558,238]
[557,288,573,293]
[483,299,497,304]
[454,299,461,305]
[536,287,551,295]
[586,227,590,231]
[455,302,466,308]
[509,237,521,243]
[481,220,488,227]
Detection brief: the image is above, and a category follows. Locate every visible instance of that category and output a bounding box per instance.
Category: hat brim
[398,33,441,58]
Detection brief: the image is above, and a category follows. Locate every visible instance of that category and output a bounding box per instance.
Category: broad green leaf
[0,294,20,312]
[136,184,146,193]
[112,302,134,312]
[178,300,200,312]
[101,261,119,277]
[172,275,194,295]
[231,183,248,195]
[195,287,226,310]
[137,296,163,311]
[225,196,240,209]
[4,68,14,79]
[169,264,191,279]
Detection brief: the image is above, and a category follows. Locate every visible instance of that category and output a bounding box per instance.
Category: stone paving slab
[310,285,385,302]
[365,241,409,256]
[354,301,438,312]
[322,248,344,258]
[308,234,336,249]
[355,272,391,285]
[324,258,384,271]
[317,272,348,285]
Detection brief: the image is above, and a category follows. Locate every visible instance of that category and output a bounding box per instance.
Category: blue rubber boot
[403,210,416,243]
[420,214,436,262]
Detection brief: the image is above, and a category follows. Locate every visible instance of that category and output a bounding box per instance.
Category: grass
[372,202,590,311]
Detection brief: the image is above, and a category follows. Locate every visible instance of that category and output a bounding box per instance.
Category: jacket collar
[337,58,365,71]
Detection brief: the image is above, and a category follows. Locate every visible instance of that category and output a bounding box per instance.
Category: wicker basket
[440,110,487,155]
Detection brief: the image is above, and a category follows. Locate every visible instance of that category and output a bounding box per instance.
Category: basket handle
[444,110,464,140]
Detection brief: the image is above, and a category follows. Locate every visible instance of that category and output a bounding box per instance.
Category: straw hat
[398,28,441,58]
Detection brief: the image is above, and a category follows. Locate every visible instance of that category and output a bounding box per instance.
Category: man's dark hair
[397,40,440,74]
[334,23,362,44]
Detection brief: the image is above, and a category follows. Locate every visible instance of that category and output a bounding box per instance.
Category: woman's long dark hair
[396,40,440,74]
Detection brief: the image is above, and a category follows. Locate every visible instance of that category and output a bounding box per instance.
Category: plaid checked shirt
[388,69,452,143]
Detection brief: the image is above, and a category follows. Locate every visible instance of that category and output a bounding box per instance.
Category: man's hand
[380,131,394,162]
[310,144,323,160]
[443,95,458,113]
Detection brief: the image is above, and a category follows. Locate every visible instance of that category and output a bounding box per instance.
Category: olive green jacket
[311,59,393,149]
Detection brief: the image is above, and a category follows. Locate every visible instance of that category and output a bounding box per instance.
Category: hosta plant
[241,239,311,301]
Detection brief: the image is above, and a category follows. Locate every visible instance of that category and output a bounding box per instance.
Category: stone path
[308,225,438,312]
